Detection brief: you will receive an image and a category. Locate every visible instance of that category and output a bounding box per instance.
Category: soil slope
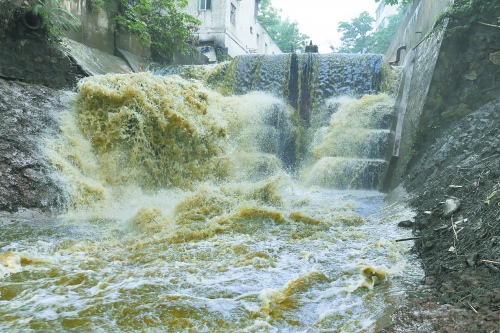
[382,97,500,332]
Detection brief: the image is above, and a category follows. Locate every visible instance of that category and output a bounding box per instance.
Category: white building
[183,0,282,61]
[375,0,399,31]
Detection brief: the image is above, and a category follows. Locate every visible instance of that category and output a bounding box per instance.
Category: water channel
[0,53,422,332]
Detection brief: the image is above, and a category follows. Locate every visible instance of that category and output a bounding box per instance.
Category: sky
[271,0,381,53]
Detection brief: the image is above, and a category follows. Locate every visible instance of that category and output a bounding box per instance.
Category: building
[183,0,282,62]
[375,0,399,31]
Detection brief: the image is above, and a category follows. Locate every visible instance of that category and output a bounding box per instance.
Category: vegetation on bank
[19,0,200,63]
[114,0,200,63]
[433,0,500,36]
[23,0,80,38]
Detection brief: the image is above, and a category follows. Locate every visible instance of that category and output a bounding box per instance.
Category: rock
[397,220,414,228]
[0,79,69,212]
[466,253,477,267]
[469,61,481,70]
[490,51,500,66]
[425,241,433,249]
[443,198,461,217]
[464,70,477,80]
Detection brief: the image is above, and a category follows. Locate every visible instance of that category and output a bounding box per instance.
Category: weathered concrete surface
[62,0,150,58]
[386,0,453,65]
[63,38,131,76]
[0,78,70,212]
[382,1,500,191]
[381,27,446,190]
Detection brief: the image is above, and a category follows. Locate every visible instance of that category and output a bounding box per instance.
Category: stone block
[464,70,477,80]
[490,51,500,66]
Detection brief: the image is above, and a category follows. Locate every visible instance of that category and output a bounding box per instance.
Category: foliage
[29,0,80,37]
[88,0,108,14]
[433,0,500,37]
[216,48,232,62]
[115,0,200,63]
[368,6,405,53]
[258,0,309,52]
[337,5,405,54]
[337,12,375,53]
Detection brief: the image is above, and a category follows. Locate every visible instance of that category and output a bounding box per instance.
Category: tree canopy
[258,0,309,52]
[336,6,405,54]
[116,0,200,63]
[337,11,375,53]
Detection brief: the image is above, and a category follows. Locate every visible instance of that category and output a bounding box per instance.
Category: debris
[485,190,500,204]
[449,185,463,188]
[395,237,420,242]
[443,198,461,217]
[451,218,459,242]
[449,246,456,252]
[467,302,478,314]
[434,225,448,232]
[425,241,433,248]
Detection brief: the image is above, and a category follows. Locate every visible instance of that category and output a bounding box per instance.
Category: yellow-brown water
[0,73,420,332]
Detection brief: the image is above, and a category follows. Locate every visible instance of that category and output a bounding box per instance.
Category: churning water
[0,55,421,332]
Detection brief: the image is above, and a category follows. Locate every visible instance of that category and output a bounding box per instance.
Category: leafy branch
[28,0,80,37]
[115,0,201,63]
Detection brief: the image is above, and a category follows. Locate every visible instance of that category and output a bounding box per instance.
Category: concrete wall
[382,0,500,190]
[385,0,452,64]
[184,0,281,57]
[62,0,150,58]
[382,28,446,190]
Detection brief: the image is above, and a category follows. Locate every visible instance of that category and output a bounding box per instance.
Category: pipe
[22,10,43,30]
[389,45,406,66]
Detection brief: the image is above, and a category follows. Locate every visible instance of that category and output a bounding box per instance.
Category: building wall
[184,0,281,58]
[375,0,399,31]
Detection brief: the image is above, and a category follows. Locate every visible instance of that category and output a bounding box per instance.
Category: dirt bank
[381,96,500,332]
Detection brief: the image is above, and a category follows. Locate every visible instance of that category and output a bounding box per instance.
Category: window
[250,26,253,34]
[265,43,267,54]
[256,33,260,45]
[230,3,236,25]
[199,0,211,10]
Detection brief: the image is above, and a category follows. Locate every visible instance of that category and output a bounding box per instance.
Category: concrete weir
[155,53,391,189]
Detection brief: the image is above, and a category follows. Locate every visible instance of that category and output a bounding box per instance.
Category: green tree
[367,6,405,53]
[258,0,309,52]
[337,11,375,53]
[116,0,200,63]
[28,0,80,37]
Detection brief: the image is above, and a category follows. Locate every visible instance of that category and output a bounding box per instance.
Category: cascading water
[0,54,421,332]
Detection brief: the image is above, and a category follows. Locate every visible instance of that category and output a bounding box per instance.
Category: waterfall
[0,53,416,333]
[154,53,390,188]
